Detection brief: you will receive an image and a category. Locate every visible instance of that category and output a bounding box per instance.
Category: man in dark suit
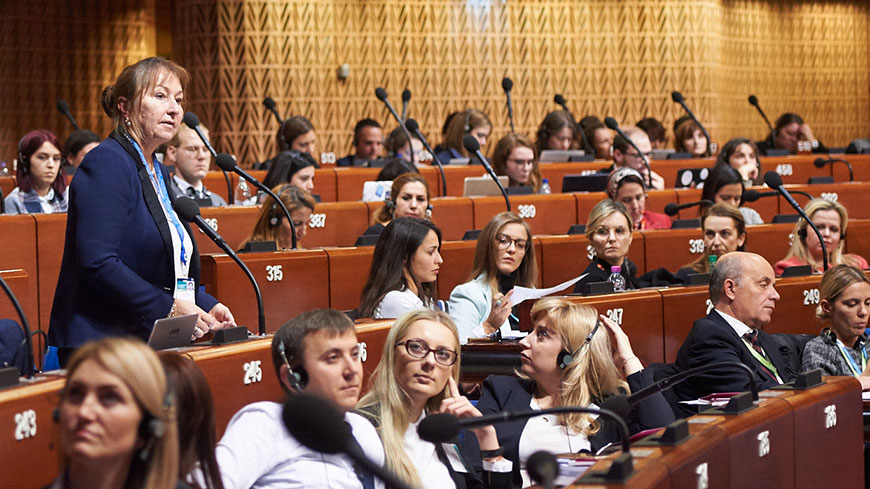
[673,252,798,409]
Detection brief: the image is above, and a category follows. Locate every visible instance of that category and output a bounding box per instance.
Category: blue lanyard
[836,340,866,377]
[126,135,188,267]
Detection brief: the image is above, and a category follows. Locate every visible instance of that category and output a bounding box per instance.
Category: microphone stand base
[0,367,20,389]
[577,452,634,484]
[211,326,251,345]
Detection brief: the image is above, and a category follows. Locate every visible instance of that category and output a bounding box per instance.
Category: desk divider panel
[744,223,794,269]
[304,201,369,248]
[743,185,780,223]
[760,154,832,185]
[33,214,66,332]
[674,188,704,220]
[646,189,679,216]
[437,240,480,302]
[471,194,578,236]
[0,215,38,328]
[312,167,337,202]
[0,176,15,197]
[431,197,475,241]
[324,247,375,312]
[355,320,392,392]
[0,269,28,323]
[831,154,870,183]
[659,285,711,363]
[200,250,329,334]
[764,275,824,336]
[334,167,381,201]
[440,165,490,197]
[201,171,235,203]
[198,206,261,253]
[845,219,870,260]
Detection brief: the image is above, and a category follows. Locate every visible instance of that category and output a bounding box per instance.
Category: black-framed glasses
[395,339,458,366]
[495,233,528,250]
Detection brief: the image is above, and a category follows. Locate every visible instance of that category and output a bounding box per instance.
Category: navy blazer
[672,310,798,408]
[473,373,674,488]
[48,132,217,348]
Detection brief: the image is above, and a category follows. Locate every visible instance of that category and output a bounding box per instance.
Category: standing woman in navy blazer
[48,57,235,366]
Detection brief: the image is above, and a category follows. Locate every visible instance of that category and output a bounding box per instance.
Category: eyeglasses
[495,233,528,250]
[395,339,458,366]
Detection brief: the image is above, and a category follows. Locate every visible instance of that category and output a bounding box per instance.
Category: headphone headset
[17,151,28,175]
[556,318,602,369]
[385,191,434,219]
[277,339,308,391]
[797,221,845,242]
[277,118,290,151]
[463,109,472,134]
[269,183,306,227]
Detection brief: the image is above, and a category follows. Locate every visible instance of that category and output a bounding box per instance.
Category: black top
[363,222,385,236]
[574,257,640,293]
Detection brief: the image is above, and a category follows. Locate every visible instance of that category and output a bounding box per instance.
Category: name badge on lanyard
[175,278,196,303]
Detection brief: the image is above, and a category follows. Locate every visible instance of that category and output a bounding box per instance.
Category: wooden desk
[643,228,708,275]
[0,176,15,198]
[537,233,646,287]
[0,216,38,330]
[760,154,832,185]
[197,206,260,253]
[200,250,330,334]
[430,197,476,241]
[765,275,825,336]
[201,170,235,203]
[845,219,870,260]
[323,246,375,312]
[744,223,792,266]
[304,201,369,248]
[780,182,870,219]
[831,154,870,183]
[659,285,711,363]
[312,168,338,202]
[651,158,714,189]
[472,194,579,236]
[33,214,66,332]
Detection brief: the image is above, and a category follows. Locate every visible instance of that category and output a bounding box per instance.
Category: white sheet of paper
[510,273,588,306]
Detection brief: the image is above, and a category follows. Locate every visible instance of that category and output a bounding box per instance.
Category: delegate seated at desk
[673,252,800,411]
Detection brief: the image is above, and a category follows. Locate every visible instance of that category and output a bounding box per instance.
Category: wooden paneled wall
[1,1,868,167]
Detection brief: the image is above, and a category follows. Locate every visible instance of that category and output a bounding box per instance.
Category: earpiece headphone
[797,223,844,242]
[384,196,434,218]
[277,339,308,391]
[556,318,602,369]
[463,109,472,134]
[17,151,28,175]
[269,184,305,227]
[278,118,290,151]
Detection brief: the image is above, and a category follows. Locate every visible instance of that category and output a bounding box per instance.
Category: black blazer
[472,373,675,488]
[672,310,799,409]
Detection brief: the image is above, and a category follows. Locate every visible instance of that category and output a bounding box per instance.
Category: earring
[125,117,132,127]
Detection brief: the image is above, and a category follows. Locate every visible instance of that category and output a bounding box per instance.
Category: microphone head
[601,394,631,419]
[56,99,70,114]
[813,157,828,168]
[462,134,481,153]
[554,94,566,106]
[282,393,351,454]
[417,413,460,443]
[172,196,201,222]
[502,77,513,92]
[401,89,411,102]
[603,117,619,130]
[215,153,238,172]
[263,97,276,110]
[405,118,420,132]
[748,94,758,106]
[671,91,685,103]
[182,111,200,128]
[742,189,760,202]
[374,87,388,101]
[763,170,783,188]
[527,451,560,486]
[664,203,680,217]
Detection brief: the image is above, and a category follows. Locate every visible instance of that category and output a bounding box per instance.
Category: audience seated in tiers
[801,265,870,389]
[435,108,492,164]
[62,129,100,170]
[5,129,68,215]
[610,127,664,190]
[449,212,538,344]
[254,115,318,170]
[239,184,315,251]
[574,200,640,293]
[474,298,674,488]
[164,122,227,207]
[674,118,708,158]
[261,149,319,196]
[358,218,443,319]
[757,112,828,155]
[48,337,180,489]
[336,118,384,167]
[217,309,384,489]
[535,110,578,153]
[774,198,868,276]
[491,133,542,193]
[364,172,431,237]
[385,126,425,164]
[675,203,747,283]
[699,164,763,226]
[606,167,670,231]
[357,310,512,489]
[636,117,666,150]
[579,116,612,161]
[673,252,800,415]
[716,137,761,186]
[49,57,235,368]
[158,353,225,489]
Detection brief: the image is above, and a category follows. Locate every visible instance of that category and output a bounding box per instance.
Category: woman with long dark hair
[358,218,443,319]
[700,164,763,225]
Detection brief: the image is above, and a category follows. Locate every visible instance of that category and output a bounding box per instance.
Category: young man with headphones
[336,119,385,167]
[216,309,384,489]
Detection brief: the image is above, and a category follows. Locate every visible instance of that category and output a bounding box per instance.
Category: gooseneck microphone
[183,112,234,205]
[263,97,283,125]
[56,99,80,131]
[406,118,447,196]
[748,95,775,144]
[0,274,35,379]
[527,451,559,489]
[765,171,828,271]
[502,77,515,133]
[628,361,759,405]
[604,117,653,188]
[463,135,510,212]
[663,200,714,217]
[814,157,854,182]
[215,153,297,250]
[672,91,712,156]
[173,197,265,336]
[554,94,593,154]
[375,87,415,163]
[283,393,417,489]
[401,89,411,121]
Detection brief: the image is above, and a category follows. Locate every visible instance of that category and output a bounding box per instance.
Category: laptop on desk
[147,314,198,350]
